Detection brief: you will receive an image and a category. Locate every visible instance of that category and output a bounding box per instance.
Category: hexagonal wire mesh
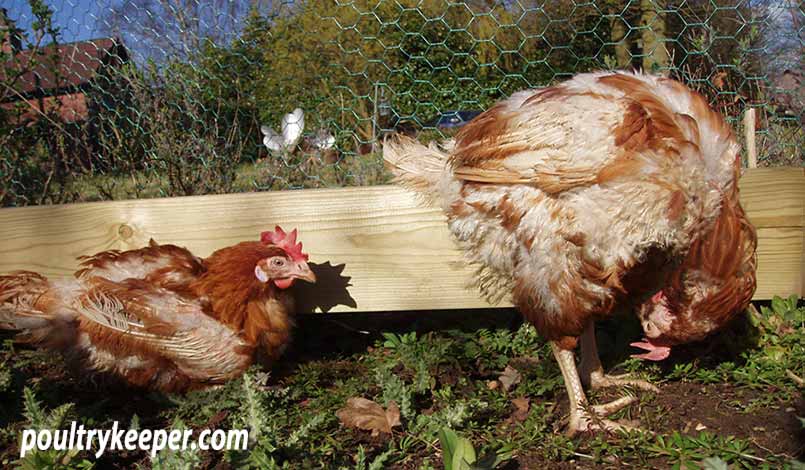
[0,0,803,207]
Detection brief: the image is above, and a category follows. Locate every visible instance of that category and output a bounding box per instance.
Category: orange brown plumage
[0,227,316,392]
[383,71,757,435]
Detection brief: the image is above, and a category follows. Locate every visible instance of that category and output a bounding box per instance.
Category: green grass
[0,297,803,469]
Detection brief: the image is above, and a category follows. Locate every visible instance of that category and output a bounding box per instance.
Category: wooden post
[744,107,757,168]
[371,84,379,153]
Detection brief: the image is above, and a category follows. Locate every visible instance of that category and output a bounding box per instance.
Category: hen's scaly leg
[551,341,639,436]
[578,322,659,392]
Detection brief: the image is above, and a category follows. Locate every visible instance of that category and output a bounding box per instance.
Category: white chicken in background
[261,108,305,152]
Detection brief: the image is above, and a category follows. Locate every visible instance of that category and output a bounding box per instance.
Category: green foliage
[761,295,803,325]
[701,456,729,470]
[0,1,72,207]
[648,432,761,470]
[733,297,805,392]
[13,388,94,470]
[3,0,801,207]
[351,445,394,470]
[226,370,331,469]
[2,303,803,467]
[239,372,271,440]
[0,358,10,393]
[146,419,201,470]
[438,428,510,470]
[439,428,476,470]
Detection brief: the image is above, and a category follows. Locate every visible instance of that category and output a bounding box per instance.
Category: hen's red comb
[260,226,309,262]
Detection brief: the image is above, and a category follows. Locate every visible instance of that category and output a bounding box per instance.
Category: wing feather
[75,278,250,382]
[75,242,205,300]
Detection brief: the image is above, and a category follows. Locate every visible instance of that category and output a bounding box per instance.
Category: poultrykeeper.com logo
[20,421,249,458]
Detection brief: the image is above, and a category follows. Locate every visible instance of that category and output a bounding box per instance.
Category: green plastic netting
[1,0,803,207]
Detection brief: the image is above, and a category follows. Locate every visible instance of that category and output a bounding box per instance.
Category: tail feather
[0,271,48,303]
[0,271,75,349]
[382,135,450,200]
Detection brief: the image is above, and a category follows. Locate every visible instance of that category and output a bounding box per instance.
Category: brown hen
[384,71,756,435]
[0,227,316,392]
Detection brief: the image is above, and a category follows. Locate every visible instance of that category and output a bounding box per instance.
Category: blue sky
[6,0,103,43]
[4,0,257,63]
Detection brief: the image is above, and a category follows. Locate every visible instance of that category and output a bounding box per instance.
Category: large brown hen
[384,71,757,435]
[0,227,316,392]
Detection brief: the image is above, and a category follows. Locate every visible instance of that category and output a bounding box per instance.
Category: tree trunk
[640,0,669,74]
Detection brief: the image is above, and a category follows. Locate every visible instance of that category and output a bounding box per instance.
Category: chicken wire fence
[0,0,803,207]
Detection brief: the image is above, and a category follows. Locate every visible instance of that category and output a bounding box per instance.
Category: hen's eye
[272,258,285,267]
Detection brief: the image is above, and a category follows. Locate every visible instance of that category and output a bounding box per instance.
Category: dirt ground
[2,308,803,469]
[513,382,804,469]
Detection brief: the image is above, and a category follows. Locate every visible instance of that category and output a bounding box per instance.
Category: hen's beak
[293,261,316,283]
[630,337,672,361]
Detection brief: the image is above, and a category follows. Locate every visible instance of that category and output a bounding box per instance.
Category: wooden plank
[0,168,802,313]
[753,227,804,300]
[737,168,805,228]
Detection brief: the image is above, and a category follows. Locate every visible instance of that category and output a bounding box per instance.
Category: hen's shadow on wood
[292,262,356,313]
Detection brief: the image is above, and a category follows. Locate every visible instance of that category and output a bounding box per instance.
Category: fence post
[744,108,757,168]
[372,83,379,153]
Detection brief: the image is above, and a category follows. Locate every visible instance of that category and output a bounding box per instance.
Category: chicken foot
[551,342,642,435]
[578,322,659,393]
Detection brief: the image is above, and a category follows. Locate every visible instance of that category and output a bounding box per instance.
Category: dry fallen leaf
[336,397,401,436]
[511,397,530,422]
[487,380,500,390]
[499,365,522,392]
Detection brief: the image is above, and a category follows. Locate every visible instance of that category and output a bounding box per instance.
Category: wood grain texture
[0,168,802,312]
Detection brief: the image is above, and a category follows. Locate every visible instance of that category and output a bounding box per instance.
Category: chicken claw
[552,337,653,437]
[579,323,659,394]
[586,371,659,393]
[569,413,642,436]
[591,395,638,415]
